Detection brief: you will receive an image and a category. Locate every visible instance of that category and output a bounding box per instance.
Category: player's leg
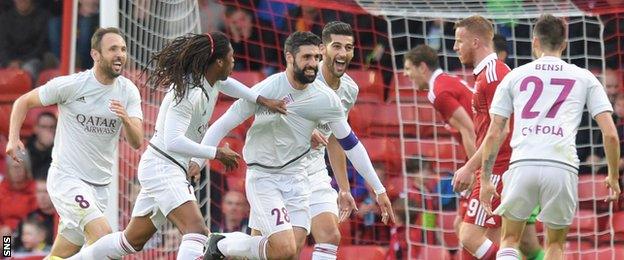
[456,195,476,260]
[460,173,504,259]
[168,200,211,259]
[519,207,544,260]
[537,166,577,260]
[48,233,81,258]
[309,171,341,260]
[494,166,541,260]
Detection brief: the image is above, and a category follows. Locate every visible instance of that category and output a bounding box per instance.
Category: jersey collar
[473,53,498,75]
[428,68,443,89]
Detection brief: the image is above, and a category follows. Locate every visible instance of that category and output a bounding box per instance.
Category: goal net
[354,0,621,259]
[117,1,203,258]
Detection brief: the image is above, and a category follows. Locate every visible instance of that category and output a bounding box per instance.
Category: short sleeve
[433,92,462,121]
[489,73,514,118]
[586,74,613,118]
[125,80,143,120]
[38,75,77,106]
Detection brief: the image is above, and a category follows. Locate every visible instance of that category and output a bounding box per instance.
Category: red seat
[0,68,32,103]
[437,211,459,248]
[37,68,62,87]
[414,246,452,260]
[347,69,384,101]
[360,137,401,172]
[339,220,353,245]
[230,71,264,87]
[578,174,610,210]
[580,245,624,260]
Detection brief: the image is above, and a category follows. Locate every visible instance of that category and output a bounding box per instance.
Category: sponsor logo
[76,114,120,135]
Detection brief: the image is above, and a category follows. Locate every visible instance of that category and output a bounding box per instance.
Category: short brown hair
[405,44,439,70]
[455,15,494,42]
[91,27,123,51]
[534,14,566,51]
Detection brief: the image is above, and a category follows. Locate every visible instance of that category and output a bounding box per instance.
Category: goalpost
[354,0,617,259]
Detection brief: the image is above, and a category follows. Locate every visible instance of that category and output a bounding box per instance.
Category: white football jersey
[39,69,143,185]
[490,56,613,171]
[229,72,345,174]
[305,62,359,173]
[149,78,220,170]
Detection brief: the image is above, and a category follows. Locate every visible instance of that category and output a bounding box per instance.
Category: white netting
[117,1,203,258]
[353,0,618,259]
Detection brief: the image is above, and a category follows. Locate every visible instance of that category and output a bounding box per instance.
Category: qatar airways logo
[521,124,563,137]
[76,114,119,135]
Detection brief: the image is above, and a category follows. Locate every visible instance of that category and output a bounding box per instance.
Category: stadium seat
[36,68,61,87]
[414,246,452,260]
[300,245,387,260]
[0,68,32,104]
[578,174,610,210]
[437,211,459,248]
[387,74,429,103]
[347,69,385,102]
[360,137,401,172]
[568,210,597,242]
[230,70,264,87]
[339,220,354,245]
[0,136,6,175]
[580,245,624,260]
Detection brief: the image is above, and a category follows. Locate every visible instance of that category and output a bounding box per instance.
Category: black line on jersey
[148,142,188,175]
[248,147,311,169]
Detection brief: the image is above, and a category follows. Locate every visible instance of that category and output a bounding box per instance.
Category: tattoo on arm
[482,117,508,182]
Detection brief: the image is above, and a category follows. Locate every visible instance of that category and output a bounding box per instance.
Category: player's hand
[479,180,499,215]
[257,96,287,114]
[188,161,201,183]
[5,138,26,164]
[311,129,328,149]
[604,175,621,202]
[337,190,358,222]
[215,143,240,172]
[376,192,396,225]
[109,99,130,122]
[453,165,475,193]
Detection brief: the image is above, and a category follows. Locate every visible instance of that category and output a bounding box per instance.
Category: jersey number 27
[520,76,576,119]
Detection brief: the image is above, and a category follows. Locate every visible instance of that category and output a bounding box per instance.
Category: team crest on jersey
[282,94,294,105]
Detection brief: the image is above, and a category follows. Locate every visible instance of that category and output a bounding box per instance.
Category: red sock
[481,243,499,260]
[461,248,477,260]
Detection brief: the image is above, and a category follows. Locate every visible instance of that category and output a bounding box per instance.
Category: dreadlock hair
[145,31,230,103]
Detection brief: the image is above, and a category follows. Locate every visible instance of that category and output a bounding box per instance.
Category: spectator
[211,191,250,234]
[0,0,50,80]
[605,68,621,104]
[22,178,57,245]
[0,153,37,236]
[15,218,51,254]
[223,6,278,73]
[199,0,225,33]
[493,33,509,63]
[26,112,56,180]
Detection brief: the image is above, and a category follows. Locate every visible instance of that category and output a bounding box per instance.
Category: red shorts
[462,168,506,228]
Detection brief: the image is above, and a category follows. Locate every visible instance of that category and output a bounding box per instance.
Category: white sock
[474,239,493,259]
[216,232,268,259]
[312,243,338,260]
[177,233,208,260]
[496,247,520,260]
[67,231,136,260]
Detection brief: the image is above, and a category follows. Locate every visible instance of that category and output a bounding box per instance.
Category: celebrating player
[480,14,620,259]
[6,27,144,259]
[201,31,394,260]
[65,32,286,260]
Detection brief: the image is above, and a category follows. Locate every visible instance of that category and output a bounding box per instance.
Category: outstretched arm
[220,77,287,114]
[328,119,395,224]
[6,89,44,163]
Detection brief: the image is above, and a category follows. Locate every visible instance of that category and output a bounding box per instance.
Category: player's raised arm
[328,119,395,224]
[220,77,287,114]
[6,88,44,163]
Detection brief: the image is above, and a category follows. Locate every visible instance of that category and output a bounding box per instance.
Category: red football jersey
[472,53,512,171]
[428,69,474,122]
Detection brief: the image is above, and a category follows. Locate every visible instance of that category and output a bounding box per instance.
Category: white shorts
[47,167,110,246]
[308,169,338,218]
[247,169,311,237]
[494,165,578,229]
[131,149,196,228]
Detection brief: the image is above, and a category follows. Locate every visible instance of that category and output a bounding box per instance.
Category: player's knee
[316,228,341,245]
[267,238,297,259]
[458,223,483,250]
[125,232,149,251]
[178,223,209,236]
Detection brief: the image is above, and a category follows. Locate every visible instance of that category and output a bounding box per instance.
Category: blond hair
[455,15,494,43]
